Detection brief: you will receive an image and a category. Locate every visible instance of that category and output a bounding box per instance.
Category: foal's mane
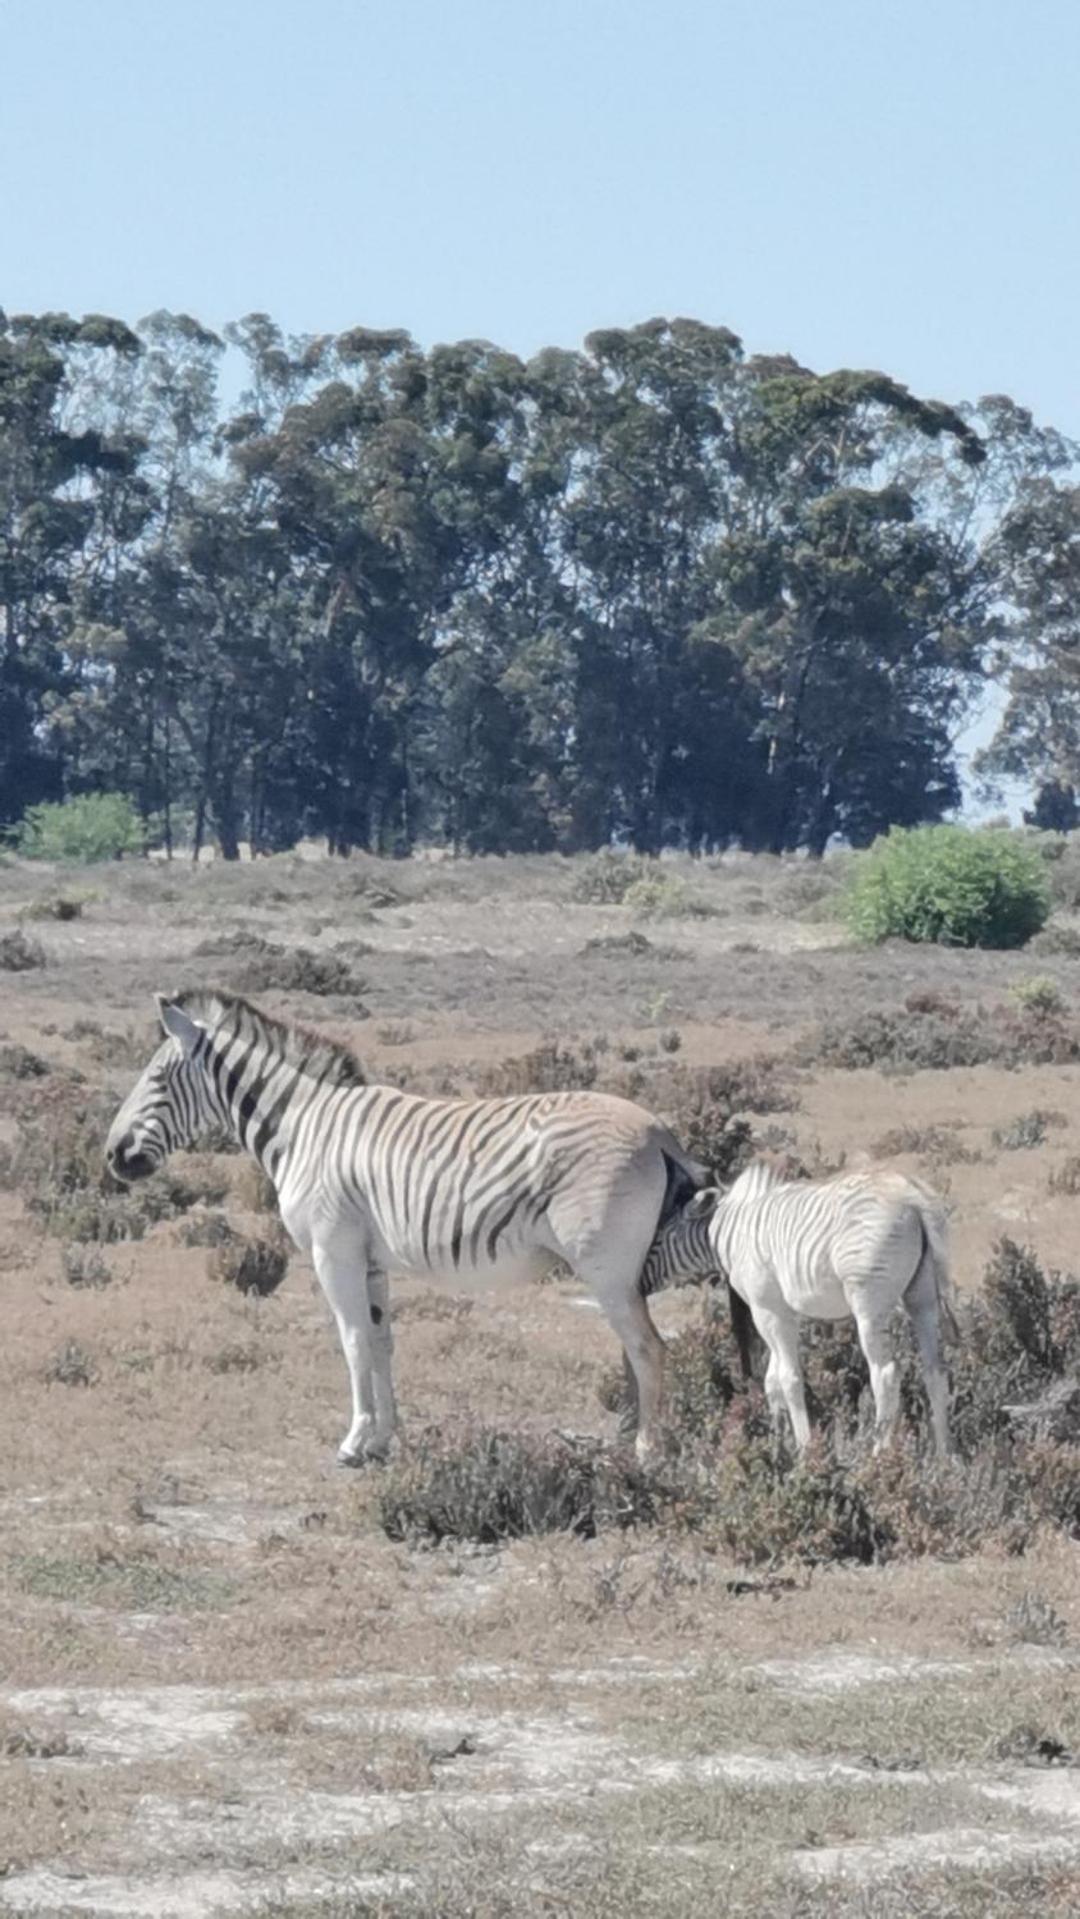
[176,989,367,1089]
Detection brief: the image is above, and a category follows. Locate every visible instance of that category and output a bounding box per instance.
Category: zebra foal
[104,991,708,1464]
[642,1159,956,1455]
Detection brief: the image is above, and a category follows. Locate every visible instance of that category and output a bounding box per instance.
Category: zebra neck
[208,1038,300,1176]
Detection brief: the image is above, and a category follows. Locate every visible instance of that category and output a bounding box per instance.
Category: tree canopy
[1,308,1072,856]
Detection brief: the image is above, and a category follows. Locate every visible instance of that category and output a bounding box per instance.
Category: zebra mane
[175,989,368,1090]
[726,1156,789,1201]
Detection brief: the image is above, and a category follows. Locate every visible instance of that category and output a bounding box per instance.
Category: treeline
[2,309,1077,858]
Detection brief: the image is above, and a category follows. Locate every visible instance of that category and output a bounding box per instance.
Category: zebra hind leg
[754,1304,811,1451]
[312,1240,396,1465]
[850,1300,901,1453]
[591,1286,667,1464]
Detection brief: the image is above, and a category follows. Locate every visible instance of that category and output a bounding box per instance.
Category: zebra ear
[685,1187,720,1219]
[155,995,203,1057]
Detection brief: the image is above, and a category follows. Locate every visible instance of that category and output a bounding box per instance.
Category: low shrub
[993,1110,1063,1152]
[569,850,652,905]
[1010,975,1066,1018]
[806,991,1080,1073]
[9,1087,209,1242]
[580,929,656,957]
[233,941,368,1001]
[15,792,145,863]
[1049,1156,1080,1197]
[706,1434,885,1566]
[623,875,712,919]
[1030,920,1080,958]
[0,930,46,971]
[871,1122,979,1165]
[845,824,1051,949]
[232,1161,279,1214]
[476,1039,600,1096]
[379,1428,658,1545]
[208,1230,289,1297]
[0,1043,50,1081]
[43,1339,97,1387]
[175,1211,235,1248]
[24,893,87,921]
[60,1245,113,1289]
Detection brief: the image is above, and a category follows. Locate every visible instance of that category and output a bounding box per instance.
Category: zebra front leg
[365,1267,398,1456]
[313,1241,388,1466]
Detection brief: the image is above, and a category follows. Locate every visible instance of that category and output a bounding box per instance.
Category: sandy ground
[3,848,1080,1916]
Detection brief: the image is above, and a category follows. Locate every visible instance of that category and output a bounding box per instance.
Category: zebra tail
[915,1196,960,1345]
[728,1283,756,1380]
[657,1143,711,1230]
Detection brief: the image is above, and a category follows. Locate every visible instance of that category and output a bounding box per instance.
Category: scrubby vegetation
[380,1429,658,1545]
[13,793,145,864]
[845,825,1051,949]
[807,989,1080,1073]
[381,1238,1080,1566]
[0,929,46,971]
[208,1229,289,1297]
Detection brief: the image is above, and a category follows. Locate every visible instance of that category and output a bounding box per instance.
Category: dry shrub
[194,930,272,957]
[42,1339,97,1387]
[1050,1156,1080,1196]
[641,1057,795,1185]
[379,1428,658,1545]
[24,893,86,921]
[9,1084,231,1243]
[993,1109,1062,1151]
[0,1043,49,1081]
[580,929,656,957]
[703,1432,885,1566]
[476,1039,600,1096]
[60,1245,112,1289]
[208,1229,289,1296]
[807,990,1080,1073]
[871,1121,978,1164]
[569,850,653,904]
[175,1210,235,1248]
[234,941,369,1001]
[0,930,45,970]
[592,1239,1080,1565]
[232,1160,279,1214]
[1031,921,1080,958]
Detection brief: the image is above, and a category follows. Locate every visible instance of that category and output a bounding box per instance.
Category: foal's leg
[618,1352,640,1439]
[850,1299,901,1451]
[903,1260,952,1457]
[313,1238,383,1465]
[754,1303,811,1451]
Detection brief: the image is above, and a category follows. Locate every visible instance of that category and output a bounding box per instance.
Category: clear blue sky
[4,0,1077,811]
[4,0,1078,435]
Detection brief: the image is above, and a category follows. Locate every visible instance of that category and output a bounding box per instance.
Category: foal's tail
[910,1184,959,1344]
[727,1282,757,1380]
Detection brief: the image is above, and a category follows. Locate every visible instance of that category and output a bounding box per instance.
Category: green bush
[845,825,1051,949]
[569,849,652,904]
[15,793,145,864]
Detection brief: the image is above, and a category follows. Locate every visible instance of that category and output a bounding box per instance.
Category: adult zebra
[104,991,709,1464]
[641,1159,956,1455]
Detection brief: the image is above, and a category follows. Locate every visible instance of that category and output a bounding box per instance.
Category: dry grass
[4,848,1080,1913]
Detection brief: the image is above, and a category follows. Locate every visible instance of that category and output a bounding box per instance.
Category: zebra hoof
[336,1444,389,1469]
